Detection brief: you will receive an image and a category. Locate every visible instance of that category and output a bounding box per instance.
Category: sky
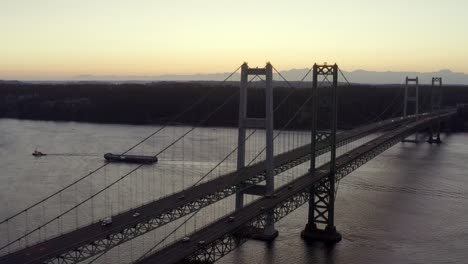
[1,0,468,80]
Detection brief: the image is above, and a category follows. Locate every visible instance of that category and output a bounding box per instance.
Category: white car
[132,212,140,218]
[101,217,112,226]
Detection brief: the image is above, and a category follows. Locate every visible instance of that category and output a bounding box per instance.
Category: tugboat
[32,149,47,157]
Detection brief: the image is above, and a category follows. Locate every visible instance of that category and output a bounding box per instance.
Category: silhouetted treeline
[0,81,467,129]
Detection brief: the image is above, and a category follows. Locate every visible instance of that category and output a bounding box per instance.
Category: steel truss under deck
[175,111,454,264]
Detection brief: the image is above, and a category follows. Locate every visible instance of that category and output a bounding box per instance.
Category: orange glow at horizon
[1,0,468,80]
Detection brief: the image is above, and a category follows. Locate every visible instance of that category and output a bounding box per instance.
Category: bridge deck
[138,111,455,264]
[0,112,450,264]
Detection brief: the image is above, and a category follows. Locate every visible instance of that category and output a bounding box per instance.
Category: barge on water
[32,150,47,157]
[104,153,158,164]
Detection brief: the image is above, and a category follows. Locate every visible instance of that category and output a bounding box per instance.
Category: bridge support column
[302,64,342,243]
[428,77,443,144]
[402,77,420,143]
[237,62,278,241]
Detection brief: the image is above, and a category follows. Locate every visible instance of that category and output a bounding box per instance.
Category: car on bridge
[101,217,112,226]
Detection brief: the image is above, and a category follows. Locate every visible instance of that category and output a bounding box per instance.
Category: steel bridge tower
[402,76,420,143]
[236,62,278,240]
[301,64,342,243]
[428,77,443,144]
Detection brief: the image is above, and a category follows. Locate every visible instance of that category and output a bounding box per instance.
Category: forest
[0,81,467,130]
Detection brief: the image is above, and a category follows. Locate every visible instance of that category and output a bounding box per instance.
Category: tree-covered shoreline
[1,82,467,129]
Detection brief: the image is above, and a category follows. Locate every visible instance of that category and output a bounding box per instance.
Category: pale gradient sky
[1,0,468,80]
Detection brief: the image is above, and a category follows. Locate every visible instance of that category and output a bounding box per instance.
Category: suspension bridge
[0,63,459,264]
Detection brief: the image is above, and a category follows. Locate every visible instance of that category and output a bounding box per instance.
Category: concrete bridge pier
[302,64,342,243]
[428,123,442,144]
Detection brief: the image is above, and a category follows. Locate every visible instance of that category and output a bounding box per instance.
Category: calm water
[221,131,468,264]
[1,119,467,263]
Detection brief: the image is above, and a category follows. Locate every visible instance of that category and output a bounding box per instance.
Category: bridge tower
[301,63,342,243]
[428,77,443,144]
[236,62,278,240]
[402,76,420,143]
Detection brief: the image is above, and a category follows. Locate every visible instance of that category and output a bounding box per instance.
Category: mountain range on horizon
[70,69,468,85]
[3,69,468,85]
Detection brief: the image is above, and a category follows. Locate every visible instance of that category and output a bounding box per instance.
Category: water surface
[0,119,467,263]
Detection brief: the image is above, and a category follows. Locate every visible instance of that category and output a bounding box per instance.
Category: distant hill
[340,69,468,85]
[2,69,468,85]
[66,69,468,85]
[1,80,467,129]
